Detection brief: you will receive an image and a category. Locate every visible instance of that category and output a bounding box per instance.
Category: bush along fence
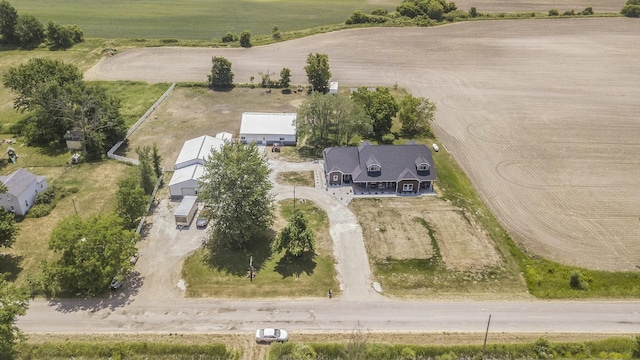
[106,83,176,165]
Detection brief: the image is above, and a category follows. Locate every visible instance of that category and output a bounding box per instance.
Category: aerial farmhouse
[0,168,48,215]
[323,142,436,195]
[239,112,297,146]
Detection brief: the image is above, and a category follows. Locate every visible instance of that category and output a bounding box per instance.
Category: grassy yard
[276,171,315,187]
[11,0,398,40]
[182,199,337,298]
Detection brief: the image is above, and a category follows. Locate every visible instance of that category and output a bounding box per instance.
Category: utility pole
[248,255,255,282]
[482,314,491,359]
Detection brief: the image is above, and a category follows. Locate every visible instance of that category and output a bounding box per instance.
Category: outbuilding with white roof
[239,112,297,146]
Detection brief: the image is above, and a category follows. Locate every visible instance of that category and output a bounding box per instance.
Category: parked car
[255,328,289,344]
[109,274,124,290]
[432,143,440,152]
[196,217,208,228]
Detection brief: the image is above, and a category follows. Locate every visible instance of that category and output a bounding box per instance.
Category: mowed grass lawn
[11,0,398,40]
[182,199,338,298]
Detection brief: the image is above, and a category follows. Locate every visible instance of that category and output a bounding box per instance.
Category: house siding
[0,173,48,216]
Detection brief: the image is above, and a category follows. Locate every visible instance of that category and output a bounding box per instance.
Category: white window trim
[402,183,414,191]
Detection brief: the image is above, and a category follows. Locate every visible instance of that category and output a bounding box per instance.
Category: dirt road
[86,18,640,271]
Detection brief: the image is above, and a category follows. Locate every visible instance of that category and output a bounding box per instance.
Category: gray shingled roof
[323,143,436,182]
[0,168,37,196]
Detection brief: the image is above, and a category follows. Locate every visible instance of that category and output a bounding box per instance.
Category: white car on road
[255,328,289,344]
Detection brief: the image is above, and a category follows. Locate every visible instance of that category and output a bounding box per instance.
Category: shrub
[221,32,237,43]
[621,4,640,17]
[239,30,251,47]
[563,9,575,15]
[570,271,589,290]
[35,187,56,205]
[633,335,640,358]
[371,8,388,16]
[549,8,559,16]
[346,10,371,24]
[26,204,53,218]
[533,337,554,359]
[581,7,594,15]
[400,346,417,360]
[272,26,281,39]
[381,133,395,144]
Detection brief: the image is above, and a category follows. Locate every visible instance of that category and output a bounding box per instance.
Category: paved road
[17,157,640,335]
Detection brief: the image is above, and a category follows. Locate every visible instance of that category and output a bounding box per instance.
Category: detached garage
[169,164,203,198]
[239,112,297,146]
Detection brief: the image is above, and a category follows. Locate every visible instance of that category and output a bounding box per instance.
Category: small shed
[174,195,198,226]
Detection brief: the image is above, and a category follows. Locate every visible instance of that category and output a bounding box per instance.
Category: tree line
[209,52,436,147]
[0,0,84,50]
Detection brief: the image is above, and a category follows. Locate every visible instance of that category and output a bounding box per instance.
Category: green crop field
[11,0,397,40]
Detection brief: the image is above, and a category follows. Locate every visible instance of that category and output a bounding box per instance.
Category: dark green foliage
[563,9,575,15]
[621,0,640,17]
[296,92,371,148]
[371,8,388,16]
[34,187,55,205]
[65,24,83,43]
[272,209,315,257]
[151,143,163,178]
[469,6,477,17]
[345,10,388,24]
[398,94,436,137]
[239,29,251,47]
[0,275,29,360]
[304,53,331,93]
[632,335,640,358]
[136,146,155,194]
[45,21,76,50]
[0,0,18,45]
[397,2,420,18]
[41,214,138,296]
[24,203,52,218]
[570,270,590,290]
[0,208,18,248]
[15,15,44,49]
[380,133,395,144]
[272,25,281,39]
[351,87,398,140]
[208,56,234,89]
[269,342,317,360]
[549,8,559,16]
[221,31,237,43]
[116,175,147,229]
[279,67,291,89]
[533,337,553,359]
[581,7,594,15]
[199,141,274,250]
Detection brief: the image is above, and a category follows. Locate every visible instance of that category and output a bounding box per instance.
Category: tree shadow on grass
[275,251,316,279]
[296,145,323,160]
[0,254,23,281]
[204,231,275,277]
[47,271,143,313]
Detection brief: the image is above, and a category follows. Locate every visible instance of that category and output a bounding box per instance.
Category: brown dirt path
[86,18,640,271]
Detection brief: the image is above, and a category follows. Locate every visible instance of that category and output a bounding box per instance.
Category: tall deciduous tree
[208,56,234,89]
[272,209,315,257]
[304,53,331,93]
[151,143,163,178]
[15,14,44,49]
[239,30,251,47]
[42,214,138,296]
[297,92,371,148]
[137,146,155,194]
[46,21,73,50]
[351,87,398,140]
[0,0,18,45]
[116,176,147,230]
[0,208,18,249]
[0,274,29,360]
[398,94,436,137]
[199,141,274,250]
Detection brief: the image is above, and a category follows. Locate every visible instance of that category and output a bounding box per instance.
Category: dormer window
[368,164,380,172]
[417,163,430,171]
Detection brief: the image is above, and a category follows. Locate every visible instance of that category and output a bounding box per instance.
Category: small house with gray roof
[323,142,435,194]
[0,168,48,215]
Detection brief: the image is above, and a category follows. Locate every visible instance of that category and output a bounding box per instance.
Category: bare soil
[350,197,502,272]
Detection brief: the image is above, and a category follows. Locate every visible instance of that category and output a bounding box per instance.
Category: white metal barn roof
[169,164,204,187]
[174,135,225,169]
[239,112,297,136]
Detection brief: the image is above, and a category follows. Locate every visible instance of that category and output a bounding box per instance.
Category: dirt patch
[350,196,502,272]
